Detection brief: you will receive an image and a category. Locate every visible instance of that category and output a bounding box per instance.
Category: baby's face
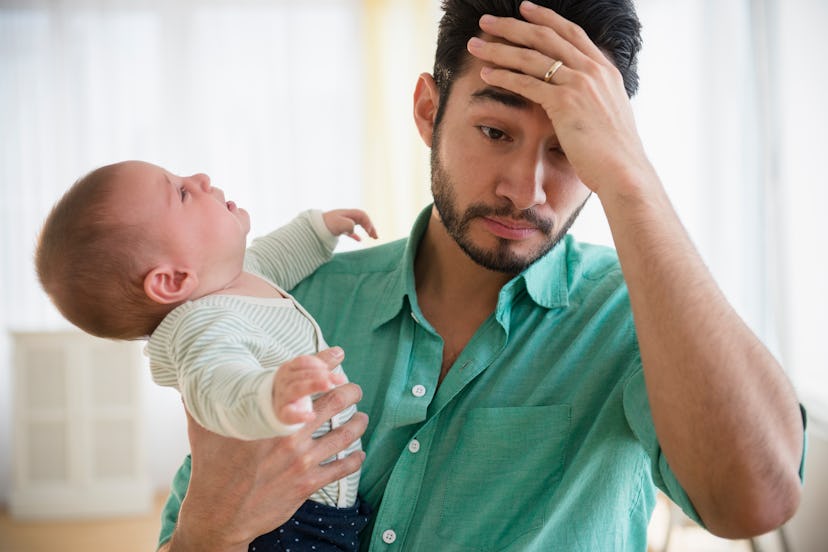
[110,161,250,286]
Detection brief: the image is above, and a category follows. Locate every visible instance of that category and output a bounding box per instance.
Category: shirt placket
[369,309,442,549]
[369,304,510,550]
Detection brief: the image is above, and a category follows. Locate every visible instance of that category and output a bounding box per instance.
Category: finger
[467,36,566,86]
[329,370,347,385]
[285,372,338,397]
[339,218,357,238]
[354,213,378,239]
[280,362,343,390]
[315,449,366,486]
[279,380,324,404]
[278,402,315,425]
[318,346,345,367]
[519,1,607,62]
[343,210,379,240]
[307,410,369,464]
[280,349,343,376]
[308,382,362,427]
[478,64,570,108]
[363,223,378,239]
[477,13,587,70]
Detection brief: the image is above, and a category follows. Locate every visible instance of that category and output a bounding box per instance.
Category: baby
[35,160,376,551]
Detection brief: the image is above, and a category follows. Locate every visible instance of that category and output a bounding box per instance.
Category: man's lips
[480,216,540,239]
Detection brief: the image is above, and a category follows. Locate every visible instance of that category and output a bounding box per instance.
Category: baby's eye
[479,125,509,142]
[179,187,188,201]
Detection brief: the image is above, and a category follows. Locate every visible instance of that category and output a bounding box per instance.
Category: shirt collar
[371,205,571,329]
[371,205,431,329]
[513,235,571,310]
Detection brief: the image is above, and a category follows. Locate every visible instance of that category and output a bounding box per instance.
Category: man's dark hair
[433,0,643,125]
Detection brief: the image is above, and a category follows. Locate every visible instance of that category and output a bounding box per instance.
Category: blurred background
[0,1,825,551]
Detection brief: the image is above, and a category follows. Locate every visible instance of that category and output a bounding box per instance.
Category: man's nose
[496,152,548,210]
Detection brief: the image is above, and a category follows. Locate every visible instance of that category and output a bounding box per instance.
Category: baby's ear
[144,266,198,304]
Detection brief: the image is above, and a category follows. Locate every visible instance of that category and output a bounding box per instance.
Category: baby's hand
[272,351,348,426]
[322,209,378,242]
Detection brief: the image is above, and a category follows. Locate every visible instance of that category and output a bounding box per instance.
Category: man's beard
[430,147,588,274]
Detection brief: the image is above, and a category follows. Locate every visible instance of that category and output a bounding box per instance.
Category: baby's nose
[192,173,211,191]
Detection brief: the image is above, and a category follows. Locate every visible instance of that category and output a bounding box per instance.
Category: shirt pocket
[437,404,571,551]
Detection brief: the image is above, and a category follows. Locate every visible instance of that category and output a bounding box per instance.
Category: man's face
[429,54,591,273]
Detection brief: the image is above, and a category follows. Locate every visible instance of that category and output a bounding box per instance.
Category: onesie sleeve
[146,304,304,440]
[245,209,338,290]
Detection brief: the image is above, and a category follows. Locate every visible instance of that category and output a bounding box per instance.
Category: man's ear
[413,72,440,148]
[144,266,198,305]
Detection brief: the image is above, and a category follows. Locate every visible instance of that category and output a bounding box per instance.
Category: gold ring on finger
[543,60,564,84]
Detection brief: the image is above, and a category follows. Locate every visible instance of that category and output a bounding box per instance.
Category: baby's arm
[246,209,375,291]
[272,351,348,426]
[149,308,330,440]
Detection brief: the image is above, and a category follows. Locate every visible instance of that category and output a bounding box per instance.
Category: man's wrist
[166,527,249,552]
[167,499,250,552]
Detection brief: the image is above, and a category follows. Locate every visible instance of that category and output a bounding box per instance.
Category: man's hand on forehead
[464,1,649,197]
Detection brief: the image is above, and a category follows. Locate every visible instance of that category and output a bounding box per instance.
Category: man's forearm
[600,176,803,538]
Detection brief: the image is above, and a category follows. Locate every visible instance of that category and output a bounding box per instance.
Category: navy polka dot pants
[248,497,371,552]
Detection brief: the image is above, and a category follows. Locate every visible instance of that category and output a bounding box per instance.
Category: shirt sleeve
[245,209,338,291]
[622,368,809,529]
[148,305,304,440]
[622,367,706,526]
[157,454,191,550]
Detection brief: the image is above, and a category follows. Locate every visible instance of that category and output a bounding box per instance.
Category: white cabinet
[9,331,152,519]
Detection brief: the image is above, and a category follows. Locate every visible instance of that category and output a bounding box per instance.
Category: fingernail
[330,346,344,358]
[521,1,537,9]
[480,14,495,25]
[468,37,485,50]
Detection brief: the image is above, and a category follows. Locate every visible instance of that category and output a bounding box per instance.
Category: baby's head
[36,160,250,339]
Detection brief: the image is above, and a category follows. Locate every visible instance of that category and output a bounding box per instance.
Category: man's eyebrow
[469,87,532,110]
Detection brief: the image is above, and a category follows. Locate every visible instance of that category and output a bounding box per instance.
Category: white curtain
[774,0,828,423]
[578,0,827,415]
[0,0,367,499]
[1,0,825,504]
[658,0,827,416]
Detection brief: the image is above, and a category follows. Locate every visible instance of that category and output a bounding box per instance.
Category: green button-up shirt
[159,206,703,551]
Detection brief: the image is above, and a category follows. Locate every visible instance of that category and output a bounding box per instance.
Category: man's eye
[479,125,508,141]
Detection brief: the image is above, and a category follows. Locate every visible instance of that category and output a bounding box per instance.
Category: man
[158,1,805,550]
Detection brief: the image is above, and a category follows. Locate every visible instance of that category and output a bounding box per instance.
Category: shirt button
[382,529,397,544]
[408,439,420,453]
[411,384,426,397]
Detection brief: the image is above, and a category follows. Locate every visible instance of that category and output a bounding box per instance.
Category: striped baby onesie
[145,210,361,508]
